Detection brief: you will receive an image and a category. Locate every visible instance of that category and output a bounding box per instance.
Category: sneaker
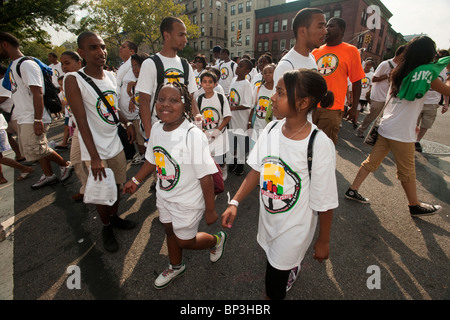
[31,174,58,189]
[221,164,228,181]
[345,188,370,204]
[131,153,145,165]
[210,231,227,263]
[60,162,73,182]
[110,214,137,230]
[409,203,442,217]
[234,164,244,176]
[286,265,301,292]
[154,263,186,289]
[415,142,423,153]
[356,130,364,138]
[102,225,119,252]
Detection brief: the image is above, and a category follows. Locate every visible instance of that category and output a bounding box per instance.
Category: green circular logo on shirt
[316,53,339,76]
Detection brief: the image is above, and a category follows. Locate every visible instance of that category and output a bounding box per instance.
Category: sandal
[17,168,34,181]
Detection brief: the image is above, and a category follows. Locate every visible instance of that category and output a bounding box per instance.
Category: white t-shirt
[370,59,396,102]
[246,67,258,83]
[229,78,253,134]
[50,62,64,88]
[423,68,447,104]
[360,71,374,100]
[193,68,206,90]
[247,120,338,270]
[116,58,138,120]
[0,77,15,121]
[146,119,218,209]
[251,73,263,90]
[252,84,272,137]
[218,60,237,95]
[135,53,197,124]
[379,91,425,143]
[64,69,122,160]
[273,48,318,88]
[197,91,231,156]
[9,57,52,124]
[194,83,225,100]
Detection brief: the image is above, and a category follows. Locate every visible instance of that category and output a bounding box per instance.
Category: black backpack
[16,56,62,114]
[197,92,225,115]
[150,54,190,116]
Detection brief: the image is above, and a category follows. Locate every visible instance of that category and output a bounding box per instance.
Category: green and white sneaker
[154,263,186,289]
[210,231,227,263]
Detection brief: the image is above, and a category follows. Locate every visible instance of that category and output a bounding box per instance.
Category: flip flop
[17,168,34,181]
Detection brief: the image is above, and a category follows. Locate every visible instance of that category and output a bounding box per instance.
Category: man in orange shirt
[312,17,365,144]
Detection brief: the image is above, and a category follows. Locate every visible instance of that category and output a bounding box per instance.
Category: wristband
[131,176,140,186]
[34,119,43,122]
[126,121,133,127]
[228,199,239,208]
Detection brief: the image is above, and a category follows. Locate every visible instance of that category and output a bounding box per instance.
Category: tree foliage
[0,0,78,44]
[82,0,199,53]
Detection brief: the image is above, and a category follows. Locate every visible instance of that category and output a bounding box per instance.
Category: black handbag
[364,96,392,147]
[77,71,136,160]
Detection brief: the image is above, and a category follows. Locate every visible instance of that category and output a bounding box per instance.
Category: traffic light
[364,33,372,44]
[237,29,241,41]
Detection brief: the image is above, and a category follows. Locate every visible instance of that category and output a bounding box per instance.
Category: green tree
[83,0,199,53]
[0,0,78,43]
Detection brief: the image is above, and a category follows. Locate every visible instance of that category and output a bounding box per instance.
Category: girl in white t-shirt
[248,63,276,149]
[222,69,338,300]
[123,81,227,290]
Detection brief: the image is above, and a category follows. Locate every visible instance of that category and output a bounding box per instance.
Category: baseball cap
[211,46,222,53]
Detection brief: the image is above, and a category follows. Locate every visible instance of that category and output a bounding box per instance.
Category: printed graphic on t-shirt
[229,89,240,107]
[261,156,301,214]
[96,90,118,125]
[201,107,220,130]
[165,68,184,83]
[9,72,18,94]
[361,76,371,89]
[54,69,61,78]
[254,80,262,88]
[256,96,270,119]
[316,54,339,76]
[154,146,180,191]
[220,67,229,80]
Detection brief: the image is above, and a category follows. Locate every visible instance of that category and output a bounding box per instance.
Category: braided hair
[160,81,194,121]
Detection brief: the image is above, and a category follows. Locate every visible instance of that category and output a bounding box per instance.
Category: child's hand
[123,180,138,194]
[313,238,330,263]
[221,206,237,229]
[204,209,218,225]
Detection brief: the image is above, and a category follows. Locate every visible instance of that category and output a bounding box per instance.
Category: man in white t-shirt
[64,31,136,253]
[210,46,223,69]
[136,17,199,141]
[357,45,405,137]
[48,52,64,89]
[218,48,237,97]
[0,32,73,189]
[273,8,326,88]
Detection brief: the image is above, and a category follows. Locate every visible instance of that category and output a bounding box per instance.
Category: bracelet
[126,121,133,127]
[34,119,43,122]
[228,199,239,208]
[131,176,140,186]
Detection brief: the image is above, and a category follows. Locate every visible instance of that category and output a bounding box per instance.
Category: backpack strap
[16,57,34,78]
[217,92,224,114]
[279,58,294,70]
[181,57,190,85]
[198,93,205,111]
[307,129,319,179]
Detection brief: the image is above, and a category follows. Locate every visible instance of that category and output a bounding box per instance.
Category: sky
[48,0,450,49]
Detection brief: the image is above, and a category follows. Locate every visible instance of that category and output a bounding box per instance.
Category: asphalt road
[0,110,449,308]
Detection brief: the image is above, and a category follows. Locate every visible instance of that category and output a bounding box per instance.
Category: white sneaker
[31,174,58,189]
[210,231,227,263]
[154,263,186,289]
[286,265,301,292]
[131,153,145,165]
[60,162,73,182]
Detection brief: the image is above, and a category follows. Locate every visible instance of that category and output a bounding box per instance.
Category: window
[231,21,235,32]
[272,39,278,51]
[193,15,197,25]
[210,27,213,36]
[238,3,243,14]
[224,16,227,25]
[201,13,204,23]
[258,23,263,34]
[231,5,235,15]
[224,2,227,11]
[193,42,197,50]
[265,22,269,33]
[333,9,341,17]
[201,27,204,36]
[379,24,385,37]
[257,41,262,52]
[361,10,368,26]
[210,40,213,48]
[201,40,204,49]
[264,41,269,52]
[376,41,381,55]
[245,35,250,46]
[210,13,213,21]
[210,0,212,7]
[238,20,243,30]
[193,1,197,9]
[224,30,227,38]
[273,20,279,32]
[324,11,331,20]
[246,18,251,29]
[281,19,288,31]
[246,1,251,12]
[231,37,235,47]
[290,38,295,48]
[280,39,286,50]
[200,0,204,9]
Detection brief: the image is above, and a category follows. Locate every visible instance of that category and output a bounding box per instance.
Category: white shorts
[157,197,204,240]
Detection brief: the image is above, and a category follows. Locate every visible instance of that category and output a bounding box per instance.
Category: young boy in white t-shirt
[228,59,253,176]
[197,71,231,179]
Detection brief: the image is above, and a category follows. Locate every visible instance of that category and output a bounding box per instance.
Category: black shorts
[265,260,290,300]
